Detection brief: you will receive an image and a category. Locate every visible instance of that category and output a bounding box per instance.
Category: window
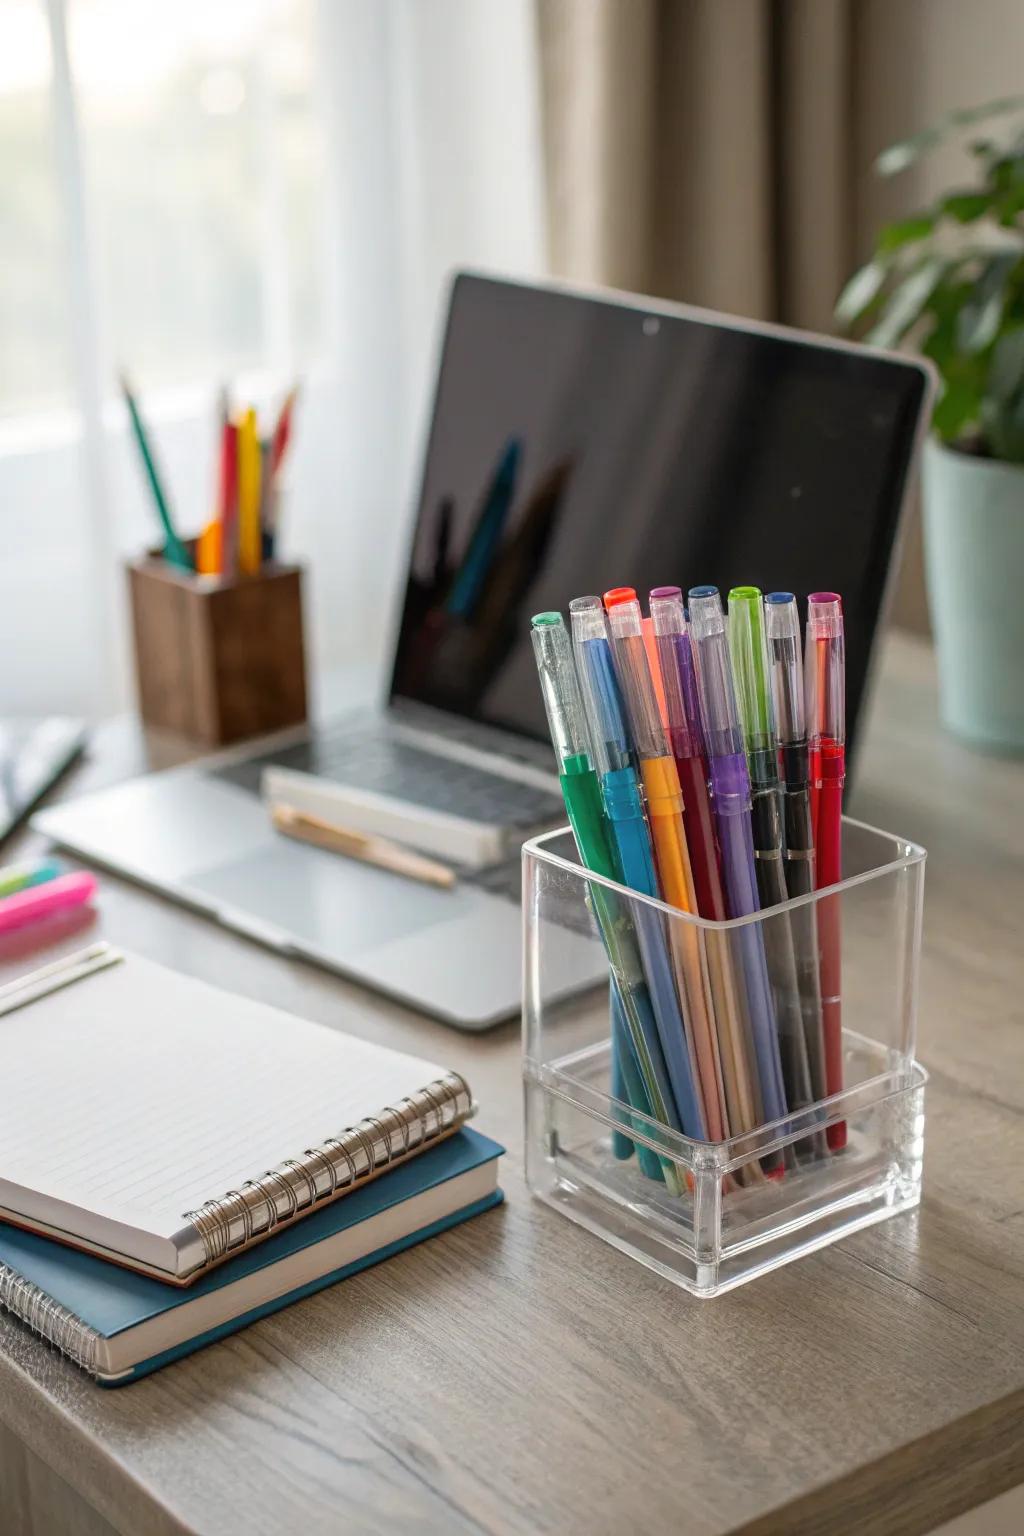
[0,0,323,418]
[0,0,72,414]
[0,0,544,717]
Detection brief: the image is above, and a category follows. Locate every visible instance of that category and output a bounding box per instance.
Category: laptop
[34,272,931,1029]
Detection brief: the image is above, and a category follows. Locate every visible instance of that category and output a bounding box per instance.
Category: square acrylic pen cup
[523,817,927,1297]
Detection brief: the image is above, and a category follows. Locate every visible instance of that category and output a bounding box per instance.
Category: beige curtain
[536,0,854,332]
[536,0,1024,634]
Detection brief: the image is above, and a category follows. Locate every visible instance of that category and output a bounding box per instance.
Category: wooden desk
[1,633,1022,1536]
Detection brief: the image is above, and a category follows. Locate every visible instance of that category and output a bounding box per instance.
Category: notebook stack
[0,944,503,1385]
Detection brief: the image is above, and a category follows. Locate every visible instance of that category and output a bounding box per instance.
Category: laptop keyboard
[211,720,562,830]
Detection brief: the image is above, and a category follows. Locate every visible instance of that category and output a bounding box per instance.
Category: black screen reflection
[390,275,926,759]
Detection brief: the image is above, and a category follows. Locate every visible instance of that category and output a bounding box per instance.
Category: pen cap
[604,589,669,759]
[531,613,592,774]
[687,586,745,757]
[764,592,805,745]
[805,592,846,743]
[727,586,776,755]
[649,586,701,759]
[570,595,633,776]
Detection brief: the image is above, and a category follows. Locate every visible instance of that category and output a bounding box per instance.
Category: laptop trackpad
[190,841,481,954]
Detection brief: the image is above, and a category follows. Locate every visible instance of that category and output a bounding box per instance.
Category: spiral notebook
[0,1128,503,1385]
[0,944,474,1284]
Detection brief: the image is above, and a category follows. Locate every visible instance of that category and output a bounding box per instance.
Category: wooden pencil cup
[127,549,308,746]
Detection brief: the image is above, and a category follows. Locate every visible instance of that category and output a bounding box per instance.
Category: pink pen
[0,872,97,934]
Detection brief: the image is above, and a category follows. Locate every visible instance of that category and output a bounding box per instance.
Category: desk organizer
[127,549,307,746]
[523,817,926,1297]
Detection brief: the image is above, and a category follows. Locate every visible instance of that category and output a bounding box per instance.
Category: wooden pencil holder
[127,547,308,746]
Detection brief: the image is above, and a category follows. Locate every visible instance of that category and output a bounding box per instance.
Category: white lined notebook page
[0,955,450,1242]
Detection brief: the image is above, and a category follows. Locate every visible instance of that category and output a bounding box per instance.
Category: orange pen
[604,587,727,1144]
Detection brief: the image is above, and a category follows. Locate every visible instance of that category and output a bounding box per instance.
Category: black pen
[765,592,828,1109]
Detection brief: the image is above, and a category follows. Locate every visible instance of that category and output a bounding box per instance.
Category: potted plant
[837,97,1024,751]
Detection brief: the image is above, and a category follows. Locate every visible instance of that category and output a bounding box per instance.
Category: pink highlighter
[0,872,97,934]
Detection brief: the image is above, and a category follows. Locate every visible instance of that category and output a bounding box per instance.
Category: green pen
[0,858,62,900]
[120,374,192,571]
[728,586,815,1123]
[531,612,676,1184]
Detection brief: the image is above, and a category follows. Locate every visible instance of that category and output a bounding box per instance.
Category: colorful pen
[648,587,761,1143]
[728,586,814,1117]
[604,587,727,1144]
[806,592,847,1149]
[570,595,706,1140]
[0,872,97,935]
[687,586,788,1134]
[765,592,828,1109]
[0,859,62,900]
[530,613,667,1179]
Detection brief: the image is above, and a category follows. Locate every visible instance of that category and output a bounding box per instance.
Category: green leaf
[865,258,947,348]
[877,213,935,252]
[980,389,1024,461]
[876,95,1024,176]
[997,183,1024,225]
[834,260,889,325]
[955,252,1018,352]
[992,152,1024,192]
[932,374,982,442]
[988,327,1024,400]
[942,191,994,223]
[877,132,942,177]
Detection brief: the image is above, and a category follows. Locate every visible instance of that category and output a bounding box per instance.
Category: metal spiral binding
[183,1070,473,1268]
[0,1261,102,1376]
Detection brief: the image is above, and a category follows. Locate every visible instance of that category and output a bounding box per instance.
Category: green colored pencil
[120,373,192,571]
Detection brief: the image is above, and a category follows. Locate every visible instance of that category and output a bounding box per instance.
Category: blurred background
[1,0,1021,720]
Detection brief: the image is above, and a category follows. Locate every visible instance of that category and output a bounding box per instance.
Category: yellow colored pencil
[237,407,262,575]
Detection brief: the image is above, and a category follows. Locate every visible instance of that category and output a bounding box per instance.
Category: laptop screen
[389,273,929,762]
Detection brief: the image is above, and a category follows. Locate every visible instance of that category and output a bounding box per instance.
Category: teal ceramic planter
[923,437,1024,751]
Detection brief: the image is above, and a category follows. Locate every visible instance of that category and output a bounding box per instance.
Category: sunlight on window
[69,0,323,389]
[0,0,73,415]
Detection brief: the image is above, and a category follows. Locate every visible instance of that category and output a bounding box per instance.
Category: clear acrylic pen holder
[523,817,927,1297]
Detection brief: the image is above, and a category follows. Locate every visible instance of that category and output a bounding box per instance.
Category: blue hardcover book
[0,1129,504,1386]
[0,948,481,1285]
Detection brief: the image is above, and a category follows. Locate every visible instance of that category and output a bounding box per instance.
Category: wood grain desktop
[0,633,1021,1536]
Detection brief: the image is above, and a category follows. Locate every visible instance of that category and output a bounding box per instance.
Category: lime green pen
[531,612,680,1182]
[728,586,815,1119]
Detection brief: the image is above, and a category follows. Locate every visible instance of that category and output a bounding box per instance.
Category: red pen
[806,592,846,1149]
[0,872,98,935]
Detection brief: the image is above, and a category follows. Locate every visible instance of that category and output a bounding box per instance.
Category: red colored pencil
[218,421,240,579]
[270,384,299,479]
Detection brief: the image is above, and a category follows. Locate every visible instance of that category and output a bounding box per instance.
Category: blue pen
[570,596,707,1141]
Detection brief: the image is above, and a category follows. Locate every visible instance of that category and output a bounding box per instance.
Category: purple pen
[687,586,789,1136]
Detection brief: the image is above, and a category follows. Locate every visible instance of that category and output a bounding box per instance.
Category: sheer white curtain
[0,0,546,718]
